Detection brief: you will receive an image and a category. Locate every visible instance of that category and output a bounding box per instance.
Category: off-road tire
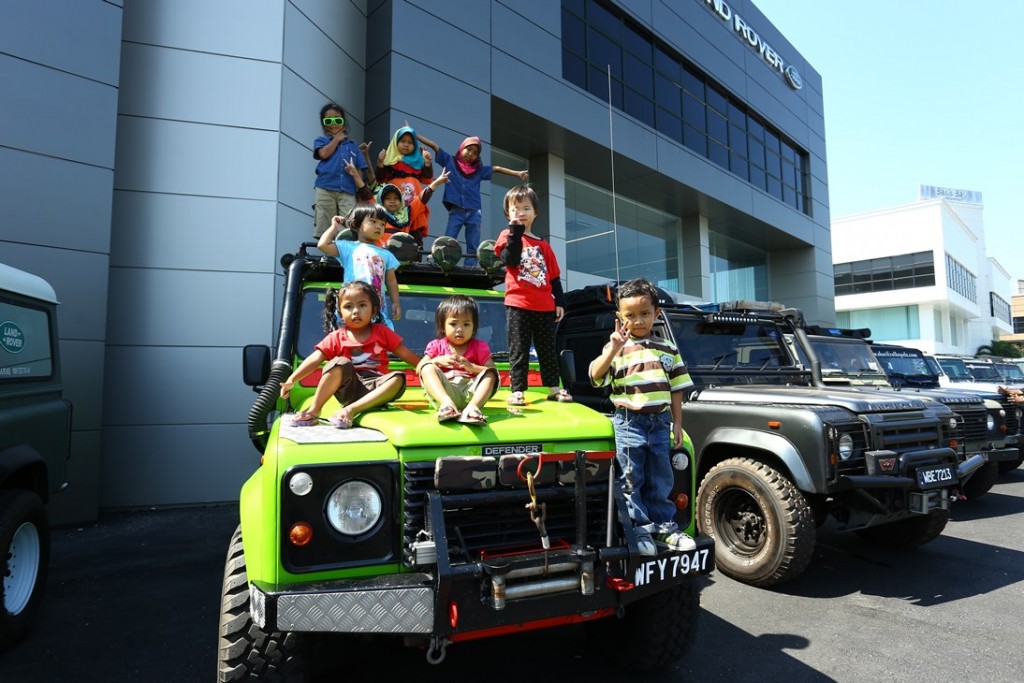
[217,525,303,682]
[854,508,949,549]
[0,489,49,653]
[997,453,1023,474]
[696,458,815,587]
[586,580,699,670]
[960,461,999,499]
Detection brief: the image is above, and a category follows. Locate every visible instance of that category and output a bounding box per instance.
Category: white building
[832,185,1012,355]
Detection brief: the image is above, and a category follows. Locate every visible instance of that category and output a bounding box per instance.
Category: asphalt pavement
[3,470,1024,682]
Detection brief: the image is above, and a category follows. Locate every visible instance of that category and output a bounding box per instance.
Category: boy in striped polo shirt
[589,277,696,556]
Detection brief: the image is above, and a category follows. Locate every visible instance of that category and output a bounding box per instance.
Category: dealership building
[3,0,830,522]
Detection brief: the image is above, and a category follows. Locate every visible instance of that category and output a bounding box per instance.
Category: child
[416,294,499,425]
[376,125,435,186]
[318,204,402,329]
[373,168,449,250]
[421,135,529,265]
[493,184,571,406]
[281,281,420,428]
[588,277,696,556]
[312,103,369,237]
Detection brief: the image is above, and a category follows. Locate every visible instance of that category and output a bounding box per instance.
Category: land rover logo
[1,321,25,354]
[784,65,803,90]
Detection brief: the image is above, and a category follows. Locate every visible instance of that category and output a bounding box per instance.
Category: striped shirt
[591,333,693,414]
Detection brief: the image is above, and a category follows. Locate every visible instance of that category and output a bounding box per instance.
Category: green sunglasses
[322,116,345,126]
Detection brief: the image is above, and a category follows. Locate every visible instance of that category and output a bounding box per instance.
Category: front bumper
[249,534,715,635]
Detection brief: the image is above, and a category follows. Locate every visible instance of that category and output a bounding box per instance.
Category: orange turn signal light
[673,492,689,510]
[289,522,313,546]
[768,421,781,429]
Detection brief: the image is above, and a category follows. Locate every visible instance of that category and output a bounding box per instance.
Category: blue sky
[751,0,1023,284]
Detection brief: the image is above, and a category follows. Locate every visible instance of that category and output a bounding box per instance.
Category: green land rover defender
[217,241,714,680]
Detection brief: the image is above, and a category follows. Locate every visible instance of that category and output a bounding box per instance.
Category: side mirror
[243,345,271,387]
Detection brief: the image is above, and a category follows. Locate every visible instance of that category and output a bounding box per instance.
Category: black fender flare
[0,444,48,501]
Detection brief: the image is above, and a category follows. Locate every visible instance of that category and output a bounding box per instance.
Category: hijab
[382,126,426,172]
[455,136,481,177]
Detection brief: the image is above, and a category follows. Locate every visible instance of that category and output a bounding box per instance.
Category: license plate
[916,463,956,489]
[632,548,713,587]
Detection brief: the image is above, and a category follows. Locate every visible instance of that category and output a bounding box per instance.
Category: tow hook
[426,637,449,665]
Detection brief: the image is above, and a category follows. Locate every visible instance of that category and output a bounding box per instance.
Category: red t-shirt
[494,229,560,312]
[315,324,404,373]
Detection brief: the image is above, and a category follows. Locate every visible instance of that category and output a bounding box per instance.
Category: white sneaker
[657,531,696,552]
[634,528,657,556]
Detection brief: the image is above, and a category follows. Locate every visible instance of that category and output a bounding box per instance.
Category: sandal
[328,409,353,429]
[436,402,460,423]
[290,411,320,427]
[458,406,488,425]
[507,391,526,406]
[546,389,573,403]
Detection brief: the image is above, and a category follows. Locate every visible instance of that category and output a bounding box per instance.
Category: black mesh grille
[952,405,989,442]
[402,461,611,566]
[998,397,1020,435]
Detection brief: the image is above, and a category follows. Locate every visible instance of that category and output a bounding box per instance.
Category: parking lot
[2,469,1023,682]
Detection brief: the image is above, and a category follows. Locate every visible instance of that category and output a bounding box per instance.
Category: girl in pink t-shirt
[416,295,498,425]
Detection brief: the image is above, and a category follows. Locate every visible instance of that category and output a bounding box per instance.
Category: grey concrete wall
[0,0,124,524]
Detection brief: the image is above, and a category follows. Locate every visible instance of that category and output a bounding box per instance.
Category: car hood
[695,384,935,413]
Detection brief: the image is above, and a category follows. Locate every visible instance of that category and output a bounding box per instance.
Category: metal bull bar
[425,450,616,616]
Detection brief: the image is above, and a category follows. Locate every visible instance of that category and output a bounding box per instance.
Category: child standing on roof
[494,184,571,406]
[318,204,402,329]
[312,103,369,238]
[281,281,420,429]
[588,277,696,557]
[417,294,499,425]
[420,135,529,266]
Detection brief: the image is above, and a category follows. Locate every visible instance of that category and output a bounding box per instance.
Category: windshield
[297,289,509,360]
[872,349,934,378]
[997,363,1024,382]
[937,357,975,381]
[965,363,1001,381]
[808,338,882,375]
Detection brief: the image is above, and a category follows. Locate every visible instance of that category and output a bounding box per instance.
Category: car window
[0,298,54,381]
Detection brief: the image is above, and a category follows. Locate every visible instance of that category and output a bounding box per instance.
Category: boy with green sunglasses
[313,102,369,237]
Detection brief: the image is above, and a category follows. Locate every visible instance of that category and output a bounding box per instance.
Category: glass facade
[990,292,1011,324]
[565,177,680,290]
[710,232,768,301]
[837,305,920,341]
[1014,317,1024,334]
[833,251,935,295]
[561,0,809,214]
[945,253,977,303]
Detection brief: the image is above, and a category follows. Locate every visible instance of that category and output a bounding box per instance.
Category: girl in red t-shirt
[493,185,572,406]
[280,281,420,428]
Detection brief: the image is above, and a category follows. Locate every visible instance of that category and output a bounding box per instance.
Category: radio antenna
[607,65,621,285]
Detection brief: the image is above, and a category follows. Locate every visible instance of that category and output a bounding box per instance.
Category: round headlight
[986,414,996,431]
[838,433,854,460]
[948,417,958,431]
[326,481,382,536]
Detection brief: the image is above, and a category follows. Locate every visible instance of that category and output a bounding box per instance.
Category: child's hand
[555,306,565,322]
[672,423,684,448]
[333,129,348,142]
[344,157,360,177]
[331,215,345,230]
[516,170,529,181]
[422,148,433,165]
[280,379,294,399]
[391,301,402,321]
[610,318,629,348]
[378,149,387,165]
[360,140,373,154]
[433,168,450,187]
[508,222,525,238]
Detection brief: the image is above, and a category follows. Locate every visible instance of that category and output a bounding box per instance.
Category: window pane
[684,124,707,155]
[655,46,679,78]
[708,110,727,143]
[625,88,654,127]
[709,140,728,168]
[589,0,621,40]
[657,107,682,141]
[655,74,681,114]
[729,124,746,154]
[681,66,704,99]
[624,53,652,97]
[748,117,764,140]
[624,24,650,59]
[562,9,586,55]
[730,152,748,179]
[588,28,621,78]
[706,86,728,114]
[749,164,765,191]
[563,50,586,88]
[748,137,765,169]
[683,93,705,131]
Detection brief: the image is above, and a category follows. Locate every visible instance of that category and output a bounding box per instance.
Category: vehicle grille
[836,413,946,478]
[998,396,1020,435]
[951,404,988,442]
[402,461,612,567]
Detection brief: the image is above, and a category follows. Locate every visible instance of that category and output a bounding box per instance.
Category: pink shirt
[424,337,492,379]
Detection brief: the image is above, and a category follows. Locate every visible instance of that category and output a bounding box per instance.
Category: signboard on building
[700,0,802,90]
[919,185,983,204]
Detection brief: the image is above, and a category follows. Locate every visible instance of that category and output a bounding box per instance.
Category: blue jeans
[445,207,482,266]
[612,409,677,531]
